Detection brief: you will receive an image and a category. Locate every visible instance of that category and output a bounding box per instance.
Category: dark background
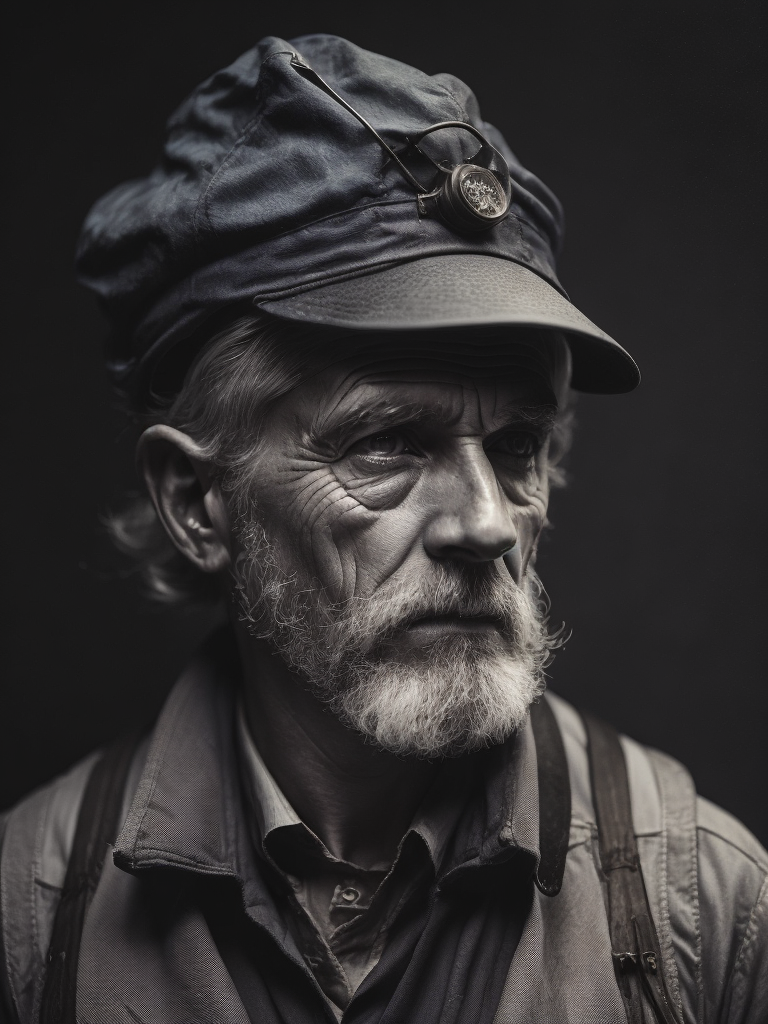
[3,1,766,844]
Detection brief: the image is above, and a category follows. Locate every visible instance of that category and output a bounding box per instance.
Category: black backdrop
[3,0,767,845]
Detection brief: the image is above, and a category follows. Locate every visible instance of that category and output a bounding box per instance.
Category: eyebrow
[306,393,559,455]
[493,400,559,434]
[307,398,454,453]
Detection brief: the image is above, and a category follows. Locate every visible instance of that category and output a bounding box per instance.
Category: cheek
[516,505,547,574]
[256,464,421,605]
[496,460,551,565]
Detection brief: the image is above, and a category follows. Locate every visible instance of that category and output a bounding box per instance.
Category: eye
[487,431,541,460]
[349,432,415,459]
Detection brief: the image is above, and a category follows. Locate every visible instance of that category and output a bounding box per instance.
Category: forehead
[261,335,566,443]
[310,360,556,415]
[294,332,566,407]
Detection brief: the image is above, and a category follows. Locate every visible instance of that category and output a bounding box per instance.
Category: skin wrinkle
[303,483,367,605]
[139,329,570,865]
[236,358,555,643]
[254,360,557,606]
[307,399,461,456]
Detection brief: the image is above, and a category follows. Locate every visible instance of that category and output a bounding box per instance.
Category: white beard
[232,519,557,758]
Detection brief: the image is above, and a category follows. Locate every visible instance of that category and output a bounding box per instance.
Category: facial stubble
[232,516,556,758]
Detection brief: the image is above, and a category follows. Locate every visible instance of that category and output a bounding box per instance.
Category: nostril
[437,545,489,563]
[433,538,516,563]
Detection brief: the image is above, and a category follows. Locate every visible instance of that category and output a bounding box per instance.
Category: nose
[422,442,517,563]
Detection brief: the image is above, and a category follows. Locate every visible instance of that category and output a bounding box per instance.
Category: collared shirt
[3,631,766,1023]
[235,704,473,1015]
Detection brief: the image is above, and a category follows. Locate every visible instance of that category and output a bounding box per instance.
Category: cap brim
[258,253,639,394]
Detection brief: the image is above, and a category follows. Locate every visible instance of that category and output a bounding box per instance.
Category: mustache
[330,561,526,652]
[231,515,548,665]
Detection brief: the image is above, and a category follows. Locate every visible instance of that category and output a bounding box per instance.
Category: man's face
[230,339,565,757]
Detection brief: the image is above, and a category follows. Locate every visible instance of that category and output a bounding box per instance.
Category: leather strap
[529,697,571,896]
[39,731,140,1024]
[583,713,681,1024]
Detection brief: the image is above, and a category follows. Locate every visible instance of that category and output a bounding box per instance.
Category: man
[1,33,765,1024]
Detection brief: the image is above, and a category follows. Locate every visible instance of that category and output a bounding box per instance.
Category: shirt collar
[113,629,561,894]
[235,698,475,875]
[235,702,302,838]
[113,629,250,879]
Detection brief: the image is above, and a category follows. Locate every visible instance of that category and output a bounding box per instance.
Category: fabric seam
[656,760,679,1016]
[689,803,703,1023]
[695,825,768,872]
[122,687,197,859]
[725,873,768,1002]
[193,49,296,245]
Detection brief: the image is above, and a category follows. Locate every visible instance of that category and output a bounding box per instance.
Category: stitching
[656,756,681,1015]
[192,49,295,245]
[429,75,479,124]
[657,766,671,953]
[123,850,234,874]
[261,196,414,244]
[695,825,768,871]
[192,50,502,245]
[29,791,49,1020]
[726,873,768,1000]
[688,797,703,1024]
[193,109,264,243]
[127,686,191,854]
[259,248,558,312]
[517,214,557,249]
[31,798,46,965]
[2,819,26,1021]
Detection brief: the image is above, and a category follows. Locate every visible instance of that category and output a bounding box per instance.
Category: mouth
[406,613,503,635]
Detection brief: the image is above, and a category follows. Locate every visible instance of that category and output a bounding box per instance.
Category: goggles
[291,53,512,234]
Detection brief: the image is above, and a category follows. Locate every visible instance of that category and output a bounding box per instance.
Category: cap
[76,34,640,406]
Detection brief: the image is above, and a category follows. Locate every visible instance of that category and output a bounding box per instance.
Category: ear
[137,424,232,574]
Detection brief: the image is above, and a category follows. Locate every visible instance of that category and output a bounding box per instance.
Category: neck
[234,623,440,869]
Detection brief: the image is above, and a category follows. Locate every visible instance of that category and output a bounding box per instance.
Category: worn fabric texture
[1,633,766,1023]
[74,34,639,405]
[75,34,565,395]
[235,702,481,1016]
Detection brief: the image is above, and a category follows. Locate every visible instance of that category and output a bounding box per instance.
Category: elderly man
[1,34,765,1024]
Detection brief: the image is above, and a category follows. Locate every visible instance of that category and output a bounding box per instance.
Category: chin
[325,646,544,759]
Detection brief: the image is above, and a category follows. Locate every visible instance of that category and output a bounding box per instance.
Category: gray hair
[106,313,575,607]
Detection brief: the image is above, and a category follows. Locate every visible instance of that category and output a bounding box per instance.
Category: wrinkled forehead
[291,327,571,405]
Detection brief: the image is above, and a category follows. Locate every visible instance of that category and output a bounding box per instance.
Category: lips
[407,613,503,632]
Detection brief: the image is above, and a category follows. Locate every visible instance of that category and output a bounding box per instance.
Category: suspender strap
[582,713,681,1024]
[529,697,571,897]
[39,732,140,1024]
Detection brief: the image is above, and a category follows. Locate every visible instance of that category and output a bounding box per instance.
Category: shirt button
[340,887,360,903]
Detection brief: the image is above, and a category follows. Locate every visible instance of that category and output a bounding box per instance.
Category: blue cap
[76,34,640,406]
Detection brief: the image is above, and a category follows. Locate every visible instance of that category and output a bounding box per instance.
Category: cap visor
[258,253,639,393]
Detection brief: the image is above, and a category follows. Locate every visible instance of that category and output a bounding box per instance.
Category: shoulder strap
[582,712,681,1024]
[529,697,571,896]
[39,731,140,1024]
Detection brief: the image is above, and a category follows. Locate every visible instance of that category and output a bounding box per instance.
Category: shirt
[236,705,472,1016]
[1,630,766,1023]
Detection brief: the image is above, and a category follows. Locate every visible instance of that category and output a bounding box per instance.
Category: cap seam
[426,78,471,125]
[192,48,297,246]
[254,250,560,307]
[265,195,420,244]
